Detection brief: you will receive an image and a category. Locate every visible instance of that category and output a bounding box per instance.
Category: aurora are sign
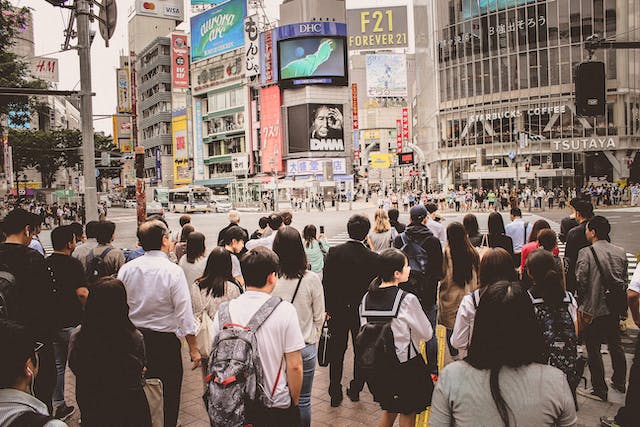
[190,0,246,63]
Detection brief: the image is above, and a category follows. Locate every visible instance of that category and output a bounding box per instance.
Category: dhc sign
[299,23,324,33]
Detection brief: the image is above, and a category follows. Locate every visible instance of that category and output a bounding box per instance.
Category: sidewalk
[61,330,636,427]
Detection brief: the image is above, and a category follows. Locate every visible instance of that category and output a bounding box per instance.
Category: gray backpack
[204,296,282,427]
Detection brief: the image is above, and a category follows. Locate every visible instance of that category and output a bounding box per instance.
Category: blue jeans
[299,343,316,427]
[425,304,439,375]
[53,327,75,408]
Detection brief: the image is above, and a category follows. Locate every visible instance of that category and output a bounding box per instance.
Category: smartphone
[319,225,325,234]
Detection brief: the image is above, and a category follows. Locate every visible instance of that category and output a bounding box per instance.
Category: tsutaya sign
[551,137,617,152]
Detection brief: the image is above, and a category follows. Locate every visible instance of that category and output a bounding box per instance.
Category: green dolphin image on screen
[280,38,338,80]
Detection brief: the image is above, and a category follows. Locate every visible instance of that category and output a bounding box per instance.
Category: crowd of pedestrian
[0,194,638,427]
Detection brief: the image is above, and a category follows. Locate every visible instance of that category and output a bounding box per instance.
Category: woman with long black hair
[272,226,325,427]
[438,222,479,359]
[68,277,151,427]
[429,282,577,426]
[485,212,514,256]
[192,247,242,322]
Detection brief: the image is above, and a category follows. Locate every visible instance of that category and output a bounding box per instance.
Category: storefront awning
[196,177,234,186]
[203,155,232,166]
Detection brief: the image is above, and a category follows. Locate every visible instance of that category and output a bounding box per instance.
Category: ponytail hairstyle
[525,249,565,307]
[369,248,406,291]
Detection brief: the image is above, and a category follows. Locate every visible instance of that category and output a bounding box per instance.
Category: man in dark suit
[565,199,594,293]
[323,214,380,407]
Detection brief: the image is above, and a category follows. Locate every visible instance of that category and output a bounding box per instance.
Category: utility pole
[76,0,98,222]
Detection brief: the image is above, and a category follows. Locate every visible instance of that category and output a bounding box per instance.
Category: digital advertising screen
[463,0,537,19]
[278,36,347,87]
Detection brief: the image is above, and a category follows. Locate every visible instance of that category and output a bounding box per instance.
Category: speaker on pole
[575,61,606,116]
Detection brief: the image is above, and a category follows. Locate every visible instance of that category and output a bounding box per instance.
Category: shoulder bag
[476,234,489,259]
[196,290,214,358]
[589,247,628,317]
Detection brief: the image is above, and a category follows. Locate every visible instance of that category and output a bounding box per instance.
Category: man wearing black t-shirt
[0,208,57,411]
[46,225,88,420]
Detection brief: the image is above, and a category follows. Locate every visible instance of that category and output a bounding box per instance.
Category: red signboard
[396,119,402,153]
[260,85,283,173]
[401,107,409,150]
[171,34,189,88]
[264,30,274,85]
[351,83,359,130]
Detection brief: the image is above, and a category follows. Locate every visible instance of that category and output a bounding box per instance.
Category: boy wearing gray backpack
[205,247,304,427]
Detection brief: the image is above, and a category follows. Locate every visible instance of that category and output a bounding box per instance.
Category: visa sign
[191,0,247,63]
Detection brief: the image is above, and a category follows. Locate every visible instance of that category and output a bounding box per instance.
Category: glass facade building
[434,0,640,188]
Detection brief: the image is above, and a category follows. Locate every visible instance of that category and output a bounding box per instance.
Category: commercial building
[432,0,640,189]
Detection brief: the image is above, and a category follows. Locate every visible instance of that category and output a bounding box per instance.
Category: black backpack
[9,411,55,427]
[355,288,407,394]
[85,247,114,284]
[0,267,16,320]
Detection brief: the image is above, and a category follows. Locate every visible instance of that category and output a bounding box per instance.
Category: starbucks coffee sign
[551,137,617,152]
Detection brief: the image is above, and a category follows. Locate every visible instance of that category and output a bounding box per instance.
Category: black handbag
[590,247,628,317]
[317,318,331,367]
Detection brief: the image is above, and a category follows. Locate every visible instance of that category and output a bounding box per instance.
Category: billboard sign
[260,29,275,85]
[194,100,204,175]
[347,6,408,50]
[244,15,260,77]
[172,109,191,185]
[402,107,409,148]
[366,54,407,98]
[190,0,247,63]
[170,34,189,88]
[309,104,344,152]
[112,115,133,153]
[370,153,394,169]
[398,152,414,165]
[287,158,346,177]
[260,85,283,173]
[463,0,536,19]
[28,57,58,83]
[116,68,131,113]
[154,148,162,183]
[278,36,348,87]
[132,0,183,21]
[231,154,249,174]
[396,119,402,153]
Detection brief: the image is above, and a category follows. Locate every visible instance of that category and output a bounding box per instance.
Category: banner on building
[170,34,189,88]
[172,109,191,184]
[370,153,394,169]
[260,29,275,85]
[194,100,204,175]
[154,148,162,183]
[231,154,249,174]
[396,119,402,153]
[116,68,131,113]
[287,158,346,177]
[402,107,409,151]
[244,15,260,77]
[366,54,407,98]
[259,85,282,173]
[28,57,58,83]
[112,115,133,153]
[351,83,359,130]
[131,0,183,22]
[347,6,408,50]
[309,104,344,152]
[190,0,247,63]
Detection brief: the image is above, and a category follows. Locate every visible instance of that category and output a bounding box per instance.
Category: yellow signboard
[362,129,381,140]
[172,109,192,185]
[370,153,394,169]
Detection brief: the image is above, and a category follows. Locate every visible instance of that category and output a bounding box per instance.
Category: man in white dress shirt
[117,220,201,427]
[505,207,532,268]
[245,214,284,251]
[425,203,447,246]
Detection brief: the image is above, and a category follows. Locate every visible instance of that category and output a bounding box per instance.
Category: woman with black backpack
[524,249,580,406]
[356,248,433,427]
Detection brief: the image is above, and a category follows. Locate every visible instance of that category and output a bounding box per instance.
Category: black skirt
[368,355,434,415]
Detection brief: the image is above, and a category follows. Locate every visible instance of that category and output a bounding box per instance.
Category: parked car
[146,201,164,217]
[124,199,137,208]
[211,195,232,213]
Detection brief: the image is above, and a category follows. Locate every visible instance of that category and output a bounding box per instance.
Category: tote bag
[143,378,164,427]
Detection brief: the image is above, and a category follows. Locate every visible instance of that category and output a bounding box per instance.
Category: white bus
[168,186,213,213]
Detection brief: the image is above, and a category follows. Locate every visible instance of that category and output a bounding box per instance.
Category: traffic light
[135,151,144,178]
[576,62,606,116]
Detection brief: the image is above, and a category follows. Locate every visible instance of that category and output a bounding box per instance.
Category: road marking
[631,220,640,224]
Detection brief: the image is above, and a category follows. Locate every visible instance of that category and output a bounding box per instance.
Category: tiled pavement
[60,329,637,427]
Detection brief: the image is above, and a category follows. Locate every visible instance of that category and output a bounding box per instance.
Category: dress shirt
[245,231,277,251]
[427,219,447,246]
[117,250,197,337]
[505,218,533,253]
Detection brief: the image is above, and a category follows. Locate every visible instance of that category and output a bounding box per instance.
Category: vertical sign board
[401,107,409,151]
[112,115,133,153]
[396,119,402,153]
[116,68,131,113]
[2,134,13,189]
[172,109,192,184]
[259,85,283,173]
[261,29,275,85]
[170,34,189,89]
[194,100,204,175]
[154,148,162,183]
[244,15,260,77]
[352,83,359,159]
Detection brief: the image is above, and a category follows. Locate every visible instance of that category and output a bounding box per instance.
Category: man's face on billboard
[313,106,331,138]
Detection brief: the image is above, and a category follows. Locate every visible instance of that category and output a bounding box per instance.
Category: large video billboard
[463,0,537,19]
[190,0,246,63]
[366,54,407,98]
[279,37,346,83]
[288,104,345,153]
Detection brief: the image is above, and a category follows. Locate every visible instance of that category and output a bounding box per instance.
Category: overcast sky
[17,0,282,135]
